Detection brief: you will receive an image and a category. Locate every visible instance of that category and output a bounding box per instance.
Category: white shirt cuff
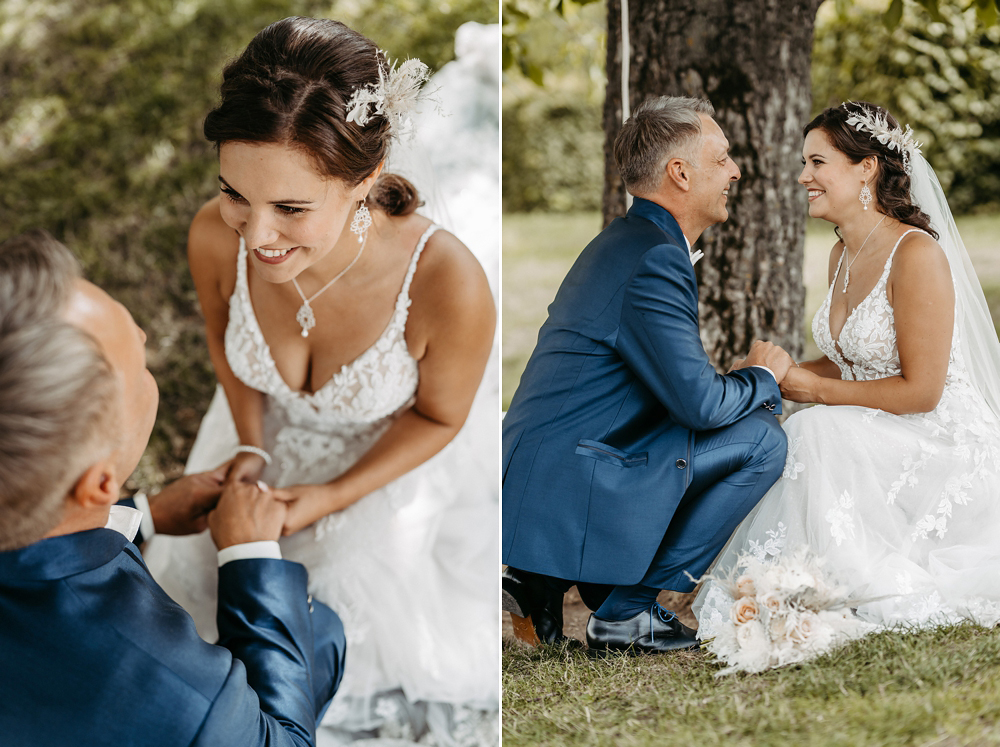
[132,492,156,543]
[750,364,777,383]
[217,540,283,567]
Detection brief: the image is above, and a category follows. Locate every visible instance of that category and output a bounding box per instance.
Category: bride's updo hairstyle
[204,17,420,216]
[804,102,937,240]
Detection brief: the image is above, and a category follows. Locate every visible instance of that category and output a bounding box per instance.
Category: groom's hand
[743,340,794,383]
[209,481,287,549]
[147,463,229,535]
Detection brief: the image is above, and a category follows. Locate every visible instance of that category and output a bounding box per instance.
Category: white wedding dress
[145,225,499,746]
[695,228,1000,636]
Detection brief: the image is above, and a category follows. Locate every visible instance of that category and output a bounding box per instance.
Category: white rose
[788,611,821,645]
[760,592,784,614]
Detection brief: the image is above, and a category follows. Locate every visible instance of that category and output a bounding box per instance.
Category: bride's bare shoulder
[188,196,240,293]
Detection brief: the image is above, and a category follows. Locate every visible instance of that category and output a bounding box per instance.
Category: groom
[502,96,793,654]
[0,230,344,746]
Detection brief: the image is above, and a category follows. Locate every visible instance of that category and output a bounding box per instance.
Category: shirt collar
[105,505,142,542]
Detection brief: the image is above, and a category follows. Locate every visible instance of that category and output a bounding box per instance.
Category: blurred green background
[502,0,1000,408]
[0,0,497,490]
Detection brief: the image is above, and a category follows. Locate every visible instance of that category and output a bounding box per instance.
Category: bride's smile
[217,140,379,287]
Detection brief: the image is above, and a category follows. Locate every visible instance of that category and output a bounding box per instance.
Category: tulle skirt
[694,384,1000,638]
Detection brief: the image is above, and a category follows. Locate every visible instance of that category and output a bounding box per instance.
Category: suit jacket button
[676,458,687,469]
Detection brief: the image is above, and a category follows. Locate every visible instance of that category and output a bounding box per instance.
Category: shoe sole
[502,589,543,646]
[586,640,700,658]
[509,612,543,646]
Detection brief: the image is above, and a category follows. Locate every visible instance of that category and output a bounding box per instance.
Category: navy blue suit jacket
[0,528,343,746]
[502,198,782,585]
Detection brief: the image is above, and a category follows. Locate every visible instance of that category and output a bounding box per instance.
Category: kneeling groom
[502,96,793,654]
[0,230,344,746]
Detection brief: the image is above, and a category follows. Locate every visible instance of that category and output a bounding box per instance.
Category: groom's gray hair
[0,231,119,551]
[614,96,716,195]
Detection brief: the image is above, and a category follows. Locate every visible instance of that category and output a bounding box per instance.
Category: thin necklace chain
[841,214,887,293]
[291,230,368,337]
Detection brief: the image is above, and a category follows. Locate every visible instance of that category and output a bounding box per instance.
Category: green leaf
[975,0,998,25]
[884,0,903,29]
[918,0,944,22]
[526,61,546,86]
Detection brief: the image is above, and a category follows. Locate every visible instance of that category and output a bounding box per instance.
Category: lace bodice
[812,229,968,388]
[224,224,438,487]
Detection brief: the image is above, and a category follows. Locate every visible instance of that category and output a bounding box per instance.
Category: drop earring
[859,181,872,211]
[350,201,372,243]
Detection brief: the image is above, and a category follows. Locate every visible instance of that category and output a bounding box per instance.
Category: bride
[144,17,498,745]
[695,101,1000,635]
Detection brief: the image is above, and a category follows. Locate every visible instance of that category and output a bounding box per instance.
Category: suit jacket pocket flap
[575,439,647,467]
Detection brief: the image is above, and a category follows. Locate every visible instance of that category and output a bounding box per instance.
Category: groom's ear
[665,158,691,192]
[68,458,121,510]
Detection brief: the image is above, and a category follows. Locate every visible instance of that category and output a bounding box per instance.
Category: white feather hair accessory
[841,101,922,175]
[345,52,432,142]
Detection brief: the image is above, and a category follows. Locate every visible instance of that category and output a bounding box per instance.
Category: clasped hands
[728,339,818,403]
[215,454,341,543]
[146,454,340,551]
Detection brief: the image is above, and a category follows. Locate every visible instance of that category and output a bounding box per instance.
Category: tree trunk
[603,0,823,366]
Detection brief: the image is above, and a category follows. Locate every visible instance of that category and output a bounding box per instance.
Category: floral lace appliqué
[782,437,805,480]
[825,491,856,546]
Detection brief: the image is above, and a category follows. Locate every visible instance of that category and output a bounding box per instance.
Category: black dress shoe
[502,567,566,645]
[586,604,699,655]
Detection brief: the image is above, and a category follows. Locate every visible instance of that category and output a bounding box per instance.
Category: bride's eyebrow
[216,176,315,205]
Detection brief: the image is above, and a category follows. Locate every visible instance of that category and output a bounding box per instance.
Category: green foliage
[0,0,491,487]
[502,88,604,212]
[502,0,605,212]
[813,0,1000,215]
[503,0,602,83]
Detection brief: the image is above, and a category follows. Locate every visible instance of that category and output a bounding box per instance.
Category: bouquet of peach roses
[692,546,874,675]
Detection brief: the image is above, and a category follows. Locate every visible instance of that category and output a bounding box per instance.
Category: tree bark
[603,0,823,366]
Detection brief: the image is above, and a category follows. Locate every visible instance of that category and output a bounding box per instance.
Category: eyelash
[220,187,305,215]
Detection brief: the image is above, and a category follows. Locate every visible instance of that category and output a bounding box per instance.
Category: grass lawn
[502,211,1000,408]
[503,624,1000,746]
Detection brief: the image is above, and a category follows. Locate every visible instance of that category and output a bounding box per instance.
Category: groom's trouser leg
[639,409,786,593]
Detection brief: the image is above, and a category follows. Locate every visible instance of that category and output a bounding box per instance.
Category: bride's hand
[271,484,342,536]
[779,365,819,403]
[226,452,267,486]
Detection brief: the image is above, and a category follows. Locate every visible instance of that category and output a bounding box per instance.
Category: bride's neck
[837,210,892,249]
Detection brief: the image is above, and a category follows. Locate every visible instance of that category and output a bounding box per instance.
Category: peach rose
[735,575,756,599]
[731,596,759,625]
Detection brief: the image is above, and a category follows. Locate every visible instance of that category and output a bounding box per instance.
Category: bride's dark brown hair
[204,16,420,216]
[804,102,937,240]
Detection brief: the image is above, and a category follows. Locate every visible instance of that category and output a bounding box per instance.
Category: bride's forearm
[323,408,465,511]
[797,356,841,379]
[810,374,944,415]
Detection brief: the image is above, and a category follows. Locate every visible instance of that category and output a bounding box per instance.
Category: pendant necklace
[842,214,887,293]
[291,230,368,337]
